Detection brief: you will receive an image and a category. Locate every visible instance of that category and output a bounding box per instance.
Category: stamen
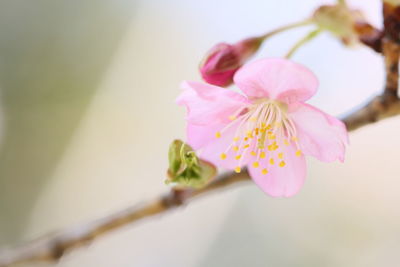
[215,100,301,173]
[268,142,279,151]
[284,139,289,145]
[267,132,276,140]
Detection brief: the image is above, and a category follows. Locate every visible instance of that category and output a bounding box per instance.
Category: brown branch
[354,21,383,53]
[383,38,400,94]
[0,170,251,267]
[342,93,400,132]
[1,91,400,267]
[1,3,400,267]
[345,1,400,131]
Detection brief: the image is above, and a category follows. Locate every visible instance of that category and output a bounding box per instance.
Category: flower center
[216,99,302,174]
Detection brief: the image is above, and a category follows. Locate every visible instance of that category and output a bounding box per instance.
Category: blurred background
[0,0,399,266]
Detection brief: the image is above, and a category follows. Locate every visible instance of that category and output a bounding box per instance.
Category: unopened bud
[199,37,263,87]
[166,140,216,189]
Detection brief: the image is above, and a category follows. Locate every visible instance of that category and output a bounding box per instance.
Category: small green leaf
[166,140,216,189]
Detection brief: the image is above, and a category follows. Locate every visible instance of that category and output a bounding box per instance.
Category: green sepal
[166,140,216,189]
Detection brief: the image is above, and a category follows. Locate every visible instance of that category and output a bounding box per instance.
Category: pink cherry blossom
[177,58,348,197]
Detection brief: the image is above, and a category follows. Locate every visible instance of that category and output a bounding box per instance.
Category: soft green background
[0,0,135,243]
[2,0,400,267]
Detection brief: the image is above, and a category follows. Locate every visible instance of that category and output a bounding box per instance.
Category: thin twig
[259,19,313,40]
[285,28,322,58]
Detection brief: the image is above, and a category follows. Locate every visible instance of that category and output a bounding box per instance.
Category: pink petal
[288,103,348,162]
[248,142,306,197]
[176,81,249,125]
[199,122,256,169]
[186,122,226,150]
[233,58,318,103]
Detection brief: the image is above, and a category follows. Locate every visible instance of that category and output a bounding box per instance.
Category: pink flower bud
[199,37,262,87]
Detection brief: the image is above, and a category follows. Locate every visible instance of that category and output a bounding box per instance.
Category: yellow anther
[291,136,298,141]
[261,123,266,128]
[220,153,227,160]
[246,131,253,138]
[252,161,260,168]
[215,132,221,138]
[269,158,275,165]
[255,128,259,135]
[258,129,267,149]
[260,128,266,133]
[235,155,242,160]
[278,152,284,159]
[233,146,239,152]
[229,115,236,121]
[234,166,241,173]
[266,124,272,130]
[295,150,302,157]
[268,142,279,151]
[260,151,266,158]
[279,161,286,167]
[250,151,257,156]
[283,139,289,146]
[243,144,250,149]
[262,168,268,175]
[267,132,276,140]
[244,137,249,141]
[233,137,240,142]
